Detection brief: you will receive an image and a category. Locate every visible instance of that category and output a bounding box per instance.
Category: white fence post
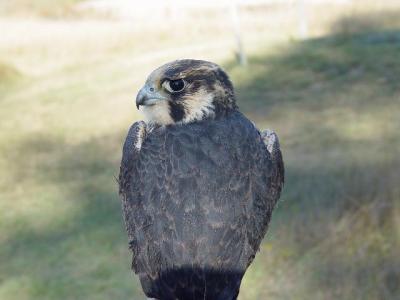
[230,1,247,66]
[297,0,309,39]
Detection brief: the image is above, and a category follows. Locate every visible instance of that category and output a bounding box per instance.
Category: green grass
[1,6,400,300]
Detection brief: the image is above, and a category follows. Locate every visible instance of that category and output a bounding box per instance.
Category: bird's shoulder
[119,121,147,194]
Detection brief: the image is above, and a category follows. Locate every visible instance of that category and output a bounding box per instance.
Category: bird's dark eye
[163,79,186,93]
[170,79,185,91]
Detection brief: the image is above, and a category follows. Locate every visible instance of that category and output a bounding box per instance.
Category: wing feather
[118,121,147,267]
[261,129,285,200]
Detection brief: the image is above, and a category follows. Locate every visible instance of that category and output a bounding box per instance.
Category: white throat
[139,100,174,125]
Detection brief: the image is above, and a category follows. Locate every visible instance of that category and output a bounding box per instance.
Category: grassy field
[1,2,399,299]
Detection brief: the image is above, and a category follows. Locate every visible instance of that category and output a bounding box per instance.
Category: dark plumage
[119,59,284,300]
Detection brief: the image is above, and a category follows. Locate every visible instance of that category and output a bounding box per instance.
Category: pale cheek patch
[213,83,227,98]
[140,101,174,126]
[181,88,215,124]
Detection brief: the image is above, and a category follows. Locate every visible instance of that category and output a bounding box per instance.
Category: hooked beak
[135,86,166,110]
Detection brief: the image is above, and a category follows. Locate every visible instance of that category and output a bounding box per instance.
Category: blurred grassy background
[0,0,399,299]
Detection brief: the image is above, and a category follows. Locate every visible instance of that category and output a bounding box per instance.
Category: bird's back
[125,112,277,299]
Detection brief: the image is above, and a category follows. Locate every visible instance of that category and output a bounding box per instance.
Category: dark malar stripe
[169,102,185,122]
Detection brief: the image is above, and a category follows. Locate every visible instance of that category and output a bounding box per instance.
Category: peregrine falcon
[119,59,284,300]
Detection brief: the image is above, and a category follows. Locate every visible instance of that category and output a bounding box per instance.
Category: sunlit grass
[0,0,84,18]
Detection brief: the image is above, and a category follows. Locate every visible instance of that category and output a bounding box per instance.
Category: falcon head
[135,59,237,125]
